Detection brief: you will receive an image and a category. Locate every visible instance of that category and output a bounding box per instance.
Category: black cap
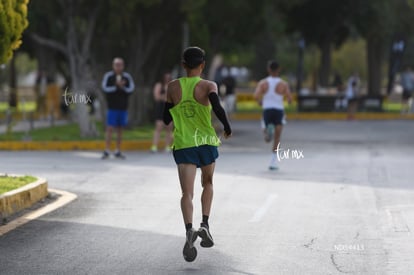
[182,47,205,69]
[267,60,280,71]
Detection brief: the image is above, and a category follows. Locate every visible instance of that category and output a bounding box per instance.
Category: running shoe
[198,224,214,248]
[269,165,279,171]
[114,151,126,159]
[101,151,110,160]
[269,156,278,171]
[183,228,198,262]
[264,123,275,143]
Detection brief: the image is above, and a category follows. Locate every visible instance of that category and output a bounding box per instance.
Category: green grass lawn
[0,175,37,195]
[0,122,157,141]
[383,102,403,112]
[0,102,37,113]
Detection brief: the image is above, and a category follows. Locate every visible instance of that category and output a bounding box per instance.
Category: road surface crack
[330,253,352,274]
[303,237,316,249]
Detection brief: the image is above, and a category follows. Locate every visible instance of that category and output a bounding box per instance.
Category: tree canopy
[0,0,29,64]
[11,0,414,129]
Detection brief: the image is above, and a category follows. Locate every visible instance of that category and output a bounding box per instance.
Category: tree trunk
[367,35,384,95]
[127,22,163,126]
[30,1,100,137]
[8,55,17,108]
[319,39,331,87]
[128,86,152,127]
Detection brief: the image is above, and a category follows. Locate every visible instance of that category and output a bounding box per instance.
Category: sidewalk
[1,112,413,151]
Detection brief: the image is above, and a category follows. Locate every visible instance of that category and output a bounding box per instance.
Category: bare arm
[153,82,162,101]
[276,81,293,104]
[253,80,268,106]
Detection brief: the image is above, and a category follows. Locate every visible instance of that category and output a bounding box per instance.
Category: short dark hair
[182,47,205,69]
[267,60,280,71]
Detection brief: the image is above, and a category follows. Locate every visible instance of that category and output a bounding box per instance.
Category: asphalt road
[1,120,414,275]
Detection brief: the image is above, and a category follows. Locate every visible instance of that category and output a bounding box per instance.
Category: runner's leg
[273,125,283,152]
[178,163,197,225]
[200,162,215,218]
[199,162,215,247]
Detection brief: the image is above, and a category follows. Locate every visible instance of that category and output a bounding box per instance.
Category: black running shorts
[173,145,219,168]
[263,108,284,126]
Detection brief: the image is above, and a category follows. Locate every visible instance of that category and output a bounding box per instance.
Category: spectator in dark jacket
[101,57,135,159]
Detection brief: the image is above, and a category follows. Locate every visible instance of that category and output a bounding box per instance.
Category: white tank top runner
[262,76,284,110]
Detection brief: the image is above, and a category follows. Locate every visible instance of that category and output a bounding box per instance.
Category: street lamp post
[387,36,405,95]
[296,38,305,94]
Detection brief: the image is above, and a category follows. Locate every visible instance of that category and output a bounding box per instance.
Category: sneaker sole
[183,231,198,262]
[198,228,214,248]
[183,243,197,262]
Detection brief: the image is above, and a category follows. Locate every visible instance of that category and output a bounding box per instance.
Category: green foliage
[352,0,395,38]
[281,0,354,47]
[0,0,29,64]
[332,39,367,82]
[0,175,36,195]
[14,52,37,74]
[0,122,156,141]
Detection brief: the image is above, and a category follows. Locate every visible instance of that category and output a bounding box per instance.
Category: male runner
[254,60,292,170]
[163,47,232,262]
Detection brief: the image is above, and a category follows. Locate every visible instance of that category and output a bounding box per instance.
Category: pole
[296,38,305,93]
[9,55,17,108]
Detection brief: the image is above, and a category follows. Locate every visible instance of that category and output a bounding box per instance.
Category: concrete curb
[0,188,77,236]
[232,112,414,120]
[0,175,48,220]
[0,140,157,151]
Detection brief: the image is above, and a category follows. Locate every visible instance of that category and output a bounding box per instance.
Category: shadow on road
[0,220,254,275]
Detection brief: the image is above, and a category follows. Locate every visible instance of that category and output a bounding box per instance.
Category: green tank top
[170,76,220,150]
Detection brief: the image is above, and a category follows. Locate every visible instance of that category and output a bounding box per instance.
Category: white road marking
[249,194,278,223]
[0,189,77,236]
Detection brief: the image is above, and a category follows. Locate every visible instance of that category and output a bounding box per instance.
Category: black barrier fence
[297,95,384,112]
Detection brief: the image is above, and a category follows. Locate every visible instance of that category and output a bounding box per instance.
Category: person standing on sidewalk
[163,47,232,262]
[254,60,292,170]
[222,70,237,116]
[345,72,360,120]
[151,72,173,153]
[400,66,414,114]
[101,57,135,159]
